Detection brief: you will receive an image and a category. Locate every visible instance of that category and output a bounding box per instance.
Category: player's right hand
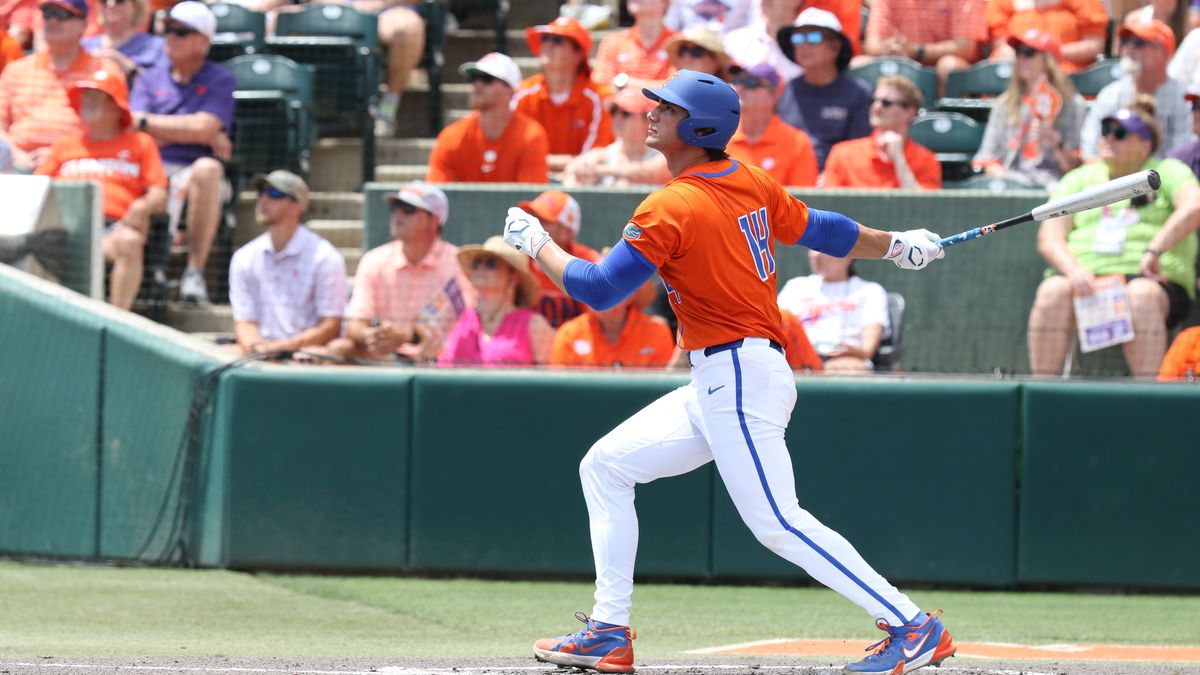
[503,207,552,259]
[884,229,945,270]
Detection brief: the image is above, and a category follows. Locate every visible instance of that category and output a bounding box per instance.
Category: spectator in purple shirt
[775,8,871,171]
[129,0,235,306]
[81,0,165,82]
[1166,87,1200,179]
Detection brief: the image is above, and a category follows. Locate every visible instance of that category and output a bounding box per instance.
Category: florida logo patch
[623,223,643,240]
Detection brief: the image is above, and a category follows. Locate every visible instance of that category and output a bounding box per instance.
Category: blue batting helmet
[642,70,740,150]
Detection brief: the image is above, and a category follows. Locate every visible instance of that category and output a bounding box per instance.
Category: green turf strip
[1,562,1198,657]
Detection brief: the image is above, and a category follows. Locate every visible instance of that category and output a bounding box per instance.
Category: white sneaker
[180,267,209,306]
[372,97,399,138]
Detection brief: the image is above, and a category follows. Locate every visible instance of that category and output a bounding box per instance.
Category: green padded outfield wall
[214,368,414,571]
[0,269,105,558]
[364,185,1058,375]
[1019,382,1200,588]
[711,379,1020,586]
[407,370,712,578]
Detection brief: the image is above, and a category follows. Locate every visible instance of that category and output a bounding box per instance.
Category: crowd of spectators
[3,0,1200,379]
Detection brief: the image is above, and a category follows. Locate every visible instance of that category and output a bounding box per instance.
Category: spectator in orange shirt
[0,0,121,172]
[822,75,942,189]
[550,278,675,370]
[591,0,675,93]
[517,189,602,328]
[1157,325,1200,380]
[0,26,21,74]
[1,0,37,49]
[562,88,670,188]
[664,26,731,78]
[516,17,614,174]
[36,70,165,310]
[726,62,818,187]
[858,0,987,97]
[986,0,1107,74]
[427,52,550,183]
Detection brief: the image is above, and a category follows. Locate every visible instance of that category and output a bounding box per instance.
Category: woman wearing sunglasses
[1027,95,1200,377]
[972,29,1085,189]
[438,236,555,368]
[663,26,730,78]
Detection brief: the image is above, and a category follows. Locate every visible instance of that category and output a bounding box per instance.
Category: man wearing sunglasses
[725,62,818,187]
[516,17,614,175]
[823,75,941,190]
[228,170,346,358]
[0,0,121,172]
[1080,19,1192,161]
[427,51,550,183]
[330,181,476,363]
[775,8,871,171]
[128,0,234,307]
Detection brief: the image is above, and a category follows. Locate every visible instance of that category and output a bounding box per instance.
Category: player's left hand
[884,229,945,270]
[503,207,552,259]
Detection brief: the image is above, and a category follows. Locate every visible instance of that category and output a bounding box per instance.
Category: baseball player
[503,70,955,675]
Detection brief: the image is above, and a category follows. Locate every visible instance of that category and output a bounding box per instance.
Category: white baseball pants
[580,338,921,628]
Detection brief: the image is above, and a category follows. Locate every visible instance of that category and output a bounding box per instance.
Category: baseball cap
[39,0,87,18]
[729,62,782,92]
[1118,19,1176,60]
[1007,28,1063,63]
[385,181,449,225]
[251,170,310,204]
[611,87,656,115]
[518,190,582,234]
[459,52,522,90]
[166,1,216,40]
[1101,108,1154,141]
[69,69,132,128]
[778,8,852,70]
[526,16,592,75]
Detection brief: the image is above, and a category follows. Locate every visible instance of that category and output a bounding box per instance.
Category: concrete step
[163,302,235,334]
[308,219,364,249]
[373,164,433,183]
[378,137,436,165]
[341,246,363,276]
[396,106,468,140]
[309,138,365,192]
[444,29,535,67]
[454,0,558,31]
[403,82,472,118]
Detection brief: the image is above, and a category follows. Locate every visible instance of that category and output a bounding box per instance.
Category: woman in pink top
[439,236,556,367]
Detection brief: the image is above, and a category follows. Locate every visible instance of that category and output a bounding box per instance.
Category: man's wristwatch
[138,115,148,132]
[914,44,926,62]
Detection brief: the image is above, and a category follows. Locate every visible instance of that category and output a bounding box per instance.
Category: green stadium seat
[226,54,316,179]
[1069,58,1122,99]
[943,173,1048,192]
[849,57,937,111]
[909,111,984,181]
[267,4,381,182]
[209,3,266,63]
[945,61,1012,98]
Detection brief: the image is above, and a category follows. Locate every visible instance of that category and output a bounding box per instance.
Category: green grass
[1,562,1198,657]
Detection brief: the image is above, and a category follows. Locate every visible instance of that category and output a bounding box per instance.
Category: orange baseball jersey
[727,115,819,187]
[426,110,550,183]
[780,309,823,372]
[532,240,602,328]
[515,74,615,157]
[36,129,166,221]
[622,158,811,351]
[550,306,675,369]
[822,133,942,189]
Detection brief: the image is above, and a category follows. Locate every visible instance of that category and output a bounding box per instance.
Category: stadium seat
[873,291,905,372]
[945,61,1012,98]
[415,0,448,135]
[267,4,381,182]
[1069,58,1122,99]
[225,54,316,179]
[909,111,984,181]
[849,57,938,111]
[209,3,266,63]
[943,173,1048,192]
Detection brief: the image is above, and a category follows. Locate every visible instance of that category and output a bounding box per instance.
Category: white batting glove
[883,229,945,270]
[503,207,552,259]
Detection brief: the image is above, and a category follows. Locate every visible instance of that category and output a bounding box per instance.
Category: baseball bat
[937,169,1161,249]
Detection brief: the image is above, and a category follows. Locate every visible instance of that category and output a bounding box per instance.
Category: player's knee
[579,441,620,486]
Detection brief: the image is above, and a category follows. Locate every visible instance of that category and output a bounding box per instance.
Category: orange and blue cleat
[843,609,956,674]
[533,611,637,673]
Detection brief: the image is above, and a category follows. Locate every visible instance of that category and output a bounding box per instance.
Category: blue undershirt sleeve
[796,208,861,258]
[561,239,658,311]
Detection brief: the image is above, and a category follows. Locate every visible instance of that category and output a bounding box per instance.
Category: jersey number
[738,207,775,282]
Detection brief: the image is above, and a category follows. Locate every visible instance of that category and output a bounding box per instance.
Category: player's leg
[692,342,954,673]
[535,385,713,673]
